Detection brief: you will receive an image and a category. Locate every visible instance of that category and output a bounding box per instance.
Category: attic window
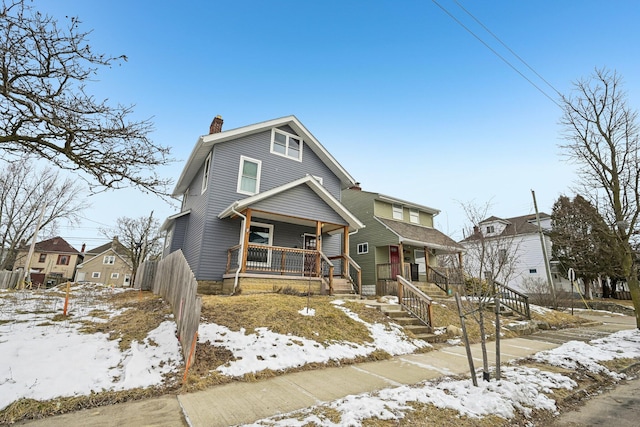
[271,129,302,161]
[103,255,115,265]
[392,204,403,220]
[486,225,495,234]
[409,209,419,224]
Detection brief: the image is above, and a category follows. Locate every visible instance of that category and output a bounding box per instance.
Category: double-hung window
[409,209,419,224]
[247,222,273,267]
[201,152,212,193]
[103,255,115,265]
[271,129,302,161]
[392,204,403,220]
[237,156,261,195]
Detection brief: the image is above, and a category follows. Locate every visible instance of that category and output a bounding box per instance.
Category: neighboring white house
[459,213,571,293]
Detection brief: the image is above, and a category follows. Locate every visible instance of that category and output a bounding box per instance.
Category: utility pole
[531,190,556,304]
[20,204,46,289]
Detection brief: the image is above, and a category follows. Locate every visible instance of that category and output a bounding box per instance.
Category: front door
[303,234,317,276]
[390,245,400,278]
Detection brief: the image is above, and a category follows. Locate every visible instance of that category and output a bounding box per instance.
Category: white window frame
[92,272,101,279]
[486,225,495,234]
[201,152,212,193]
[414,249,426,274]
[357,242,369,254]
[246,221,274,267]
[164,229,173,249]
[182,189,189,209]
[409,209,419,224]
[392,204,403,220]
[103,255,115,265]
[110,272,119,279]
[237,156,262,195]
[270,129,303,161]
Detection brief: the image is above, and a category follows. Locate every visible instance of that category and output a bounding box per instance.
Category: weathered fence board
[135,250,201,368]
[0,271,20,289]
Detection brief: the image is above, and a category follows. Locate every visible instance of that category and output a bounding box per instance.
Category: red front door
[390,245,400,278]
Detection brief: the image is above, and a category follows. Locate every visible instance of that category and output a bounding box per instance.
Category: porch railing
[329,254,362,295]
[226,244,321,276]
[493,279,531,319]
[319,251,334,294]
[376,263,410,281]
[397,275,433,329]
[427,266,449,295]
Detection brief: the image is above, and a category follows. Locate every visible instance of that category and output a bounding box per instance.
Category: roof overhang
[218,175,365,231]
[173,115,357,196]
[377,194,440,215]
[374,217,465,254]
[160,209,191,232]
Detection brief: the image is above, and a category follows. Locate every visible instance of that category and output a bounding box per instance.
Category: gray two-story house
[162,116,364,295]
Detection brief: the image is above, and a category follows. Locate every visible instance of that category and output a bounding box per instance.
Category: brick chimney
[209,115,223,134]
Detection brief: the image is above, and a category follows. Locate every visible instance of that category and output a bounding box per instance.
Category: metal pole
[495,293,501,380]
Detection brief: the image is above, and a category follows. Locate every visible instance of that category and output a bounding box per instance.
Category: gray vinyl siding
[252,185,347,226]
[168,215,189,254]
[341,190,399,286]
[177,127,348,281]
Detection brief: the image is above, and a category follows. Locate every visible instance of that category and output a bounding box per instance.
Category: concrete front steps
[330,278,355,296]
[378,303,444,344]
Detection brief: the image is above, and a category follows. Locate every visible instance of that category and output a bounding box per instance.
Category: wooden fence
[135,250,201,369]
[0,271,20,289]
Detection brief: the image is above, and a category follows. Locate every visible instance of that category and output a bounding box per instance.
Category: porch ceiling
[375,217,466,254]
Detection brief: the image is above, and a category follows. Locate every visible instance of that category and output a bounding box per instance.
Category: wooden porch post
[240,208,252,273]
[343,226,349,277]
[398,242,405,279]
[316,221,322,277]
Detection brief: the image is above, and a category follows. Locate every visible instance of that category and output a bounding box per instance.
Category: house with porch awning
[161,115,365,295]
[341,188,465,296]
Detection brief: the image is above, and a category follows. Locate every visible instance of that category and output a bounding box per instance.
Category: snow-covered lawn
[1,283,639,426]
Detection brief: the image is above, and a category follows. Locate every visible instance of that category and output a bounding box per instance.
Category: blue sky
[34,0,640,249]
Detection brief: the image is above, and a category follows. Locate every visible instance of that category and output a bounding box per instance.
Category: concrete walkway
[17,313,635,427]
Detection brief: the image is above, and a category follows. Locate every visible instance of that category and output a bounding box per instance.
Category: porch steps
[378,304,443,344]
[331,278,355,295]
[415,282,450,297]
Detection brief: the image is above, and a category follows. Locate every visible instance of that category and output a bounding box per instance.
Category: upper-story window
[201,152,212,193]
[409,209,419,224]
[182,189,189,210]
[392,204,403,220]
[38,253,46,263]
[57,255,69,265]
[237,156,262,195]
[486,225,495,234]
[103,255,115,265]
[271,129,302,161]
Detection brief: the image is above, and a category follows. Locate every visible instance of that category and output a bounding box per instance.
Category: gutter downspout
[231,205,246,295]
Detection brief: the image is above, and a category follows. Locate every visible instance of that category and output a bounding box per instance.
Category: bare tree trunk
[478,307,490,381]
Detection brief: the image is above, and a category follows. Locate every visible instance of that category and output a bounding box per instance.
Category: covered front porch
[218,177,365,295]
[374,218,466,296]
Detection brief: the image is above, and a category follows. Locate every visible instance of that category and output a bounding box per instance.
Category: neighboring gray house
[162,115,364,295]
[341,188,465,295]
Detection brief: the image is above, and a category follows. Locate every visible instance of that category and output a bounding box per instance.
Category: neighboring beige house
[13,236,82,285]
[75,238,133,287]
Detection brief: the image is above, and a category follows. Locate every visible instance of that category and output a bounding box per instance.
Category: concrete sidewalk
[17,314,634,427]
[177,337,559,427]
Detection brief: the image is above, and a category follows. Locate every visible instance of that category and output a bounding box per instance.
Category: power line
[431,0,562,108]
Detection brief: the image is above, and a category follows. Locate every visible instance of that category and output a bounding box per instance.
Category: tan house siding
[77,252,132,287]
[13,251,80,280]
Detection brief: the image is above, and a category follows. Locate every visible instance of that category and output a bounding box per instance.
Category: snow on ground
[198,299,430,377]
[244,328,640,426]
[2,284,640,426]
[0,285,182,411]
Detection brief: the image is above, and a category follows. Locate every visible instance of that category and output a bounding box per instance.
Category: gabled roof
[85,239,129,258]
[375,217,465,253]
[173,115,357,196]
[461,213,551,242]
[218,175,365,230]
[26,237,80,254]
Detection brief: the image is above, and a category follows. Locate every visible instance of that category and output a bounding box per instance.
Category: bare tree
[458,200,522,382]
[0,0,172,195]
[559,67,640,328]
[0,159,84,270]
[100,212,162,286]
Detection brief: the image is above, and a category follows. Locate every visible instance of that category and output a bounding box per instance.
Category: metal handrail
[493,279,531,319]
[397,275,433,329]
